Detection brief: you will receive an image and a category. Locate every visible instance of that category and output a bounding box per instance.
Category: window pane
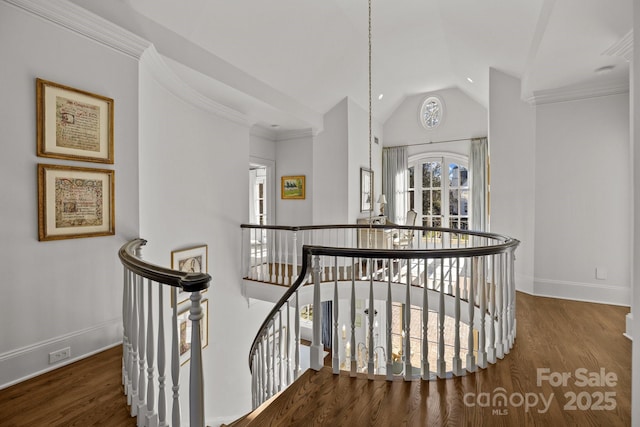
[433,190,441,215]
[432,163,442,188]
[448,164,458,187]
[461,189,469,215]
[432,217,442,228]
[423,190,431,215]
[460,167,468,187]
[409,190,415,210]
[422,163,431,188]
[258,183,264,198]
[449,189,459,215]
[409,167,414,188]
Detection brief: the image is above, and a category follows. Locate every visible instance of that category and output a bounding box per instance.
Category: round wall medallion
[419,96,444,130]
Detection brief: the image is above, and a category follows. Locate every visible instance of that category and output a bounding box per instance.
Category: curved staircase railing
[242,224,520,409]
[119,238,210,427]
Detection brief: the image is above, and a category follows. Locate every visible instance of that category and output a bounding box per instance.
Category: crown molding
[141,47,249,126]
[4,0,150,59]
[526,81,629,105]
[276,129,315,142]
[250,125,277,141]
[603,30,633,62]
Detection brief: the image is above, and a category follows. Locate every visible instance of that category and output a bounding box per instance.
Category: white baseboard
[0,318,122,390]
[533,278,631,307]
[625,313,633,340]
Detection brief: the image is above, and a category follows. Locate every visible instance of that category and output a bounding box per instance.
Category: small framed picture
[38,163,115,241]
[178,299,209,366]
[360,167,373,212]
[171,245,208,307]
[281,175,305,199]
[36,78,114,164]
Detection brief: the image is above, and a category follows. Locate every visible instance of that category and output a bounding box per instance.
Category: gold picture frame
[281,175,305,199]
[36,78,114,164]
[178,299,209,366]
[38,163,115,241]
[171,245,209,307]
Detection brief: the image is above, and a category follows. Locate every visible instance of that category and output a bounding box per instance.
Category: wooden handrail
[119,238,211,292]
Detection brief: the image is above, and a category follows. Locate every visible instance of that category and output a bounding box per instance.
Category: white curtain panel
[469,138,488,231]
[382,146,408,224]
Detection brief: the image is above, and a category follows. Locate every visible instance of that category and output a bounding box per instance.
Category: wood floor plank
[0,292,631,426]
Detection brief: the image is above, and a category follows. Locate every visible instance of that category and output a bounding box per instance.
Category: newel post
[189,291,205,427]
[310,255,324,370]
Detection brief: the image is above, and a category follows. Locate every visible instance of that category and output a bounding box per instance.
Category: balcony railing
[119,239,210,427]
[241,224,519,409]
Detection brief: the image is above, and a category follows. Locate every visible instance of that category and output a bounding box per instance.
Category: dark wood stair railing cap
[119,238,211,293]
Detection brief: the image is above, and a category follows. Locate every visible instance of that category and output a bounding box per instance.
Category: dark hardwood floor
[0,292,631,426]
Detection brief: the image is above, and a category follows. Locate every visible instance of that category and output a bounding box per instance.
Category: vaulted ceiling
[73,0,632,132]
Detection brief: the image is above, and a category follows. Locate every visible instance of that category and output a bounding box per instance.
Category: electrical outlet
[48,347,71,364]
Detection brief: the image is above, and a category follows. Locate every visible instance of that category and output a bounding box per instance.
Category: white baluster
[466,258,476,373]
[422,261,430,380]
[265,322,272,398]
[278,311,283,392]
[488,255,497,364]
[171,287,181,427]
[333,273,340,374]
[310,256,324,370]
[129,274,139,413]
[350,263,357,377]
[386,273,393,381]
[277,231,283,285]
[404,259,412,380]
[291,231,297,285]
[367,275,375,379]
[294,291,301,379]
[477,257,487,369]
[158,285,167,427]
[188,291,205,427]
[137,277,147,425]
[123,268,130,389]
[494,253,505,359]
[452,257,463,376]
[271,229,276,283]
[286,301,291,385]
[437,260,446,378]
[146,279,157,427]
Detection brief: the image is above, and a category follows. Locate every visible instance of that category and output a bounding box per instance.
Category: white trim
[141,47,249,126]
[0,317,122,390]
[276,128,315,142]
[626,313,633,340]
[533,277,631,307]
[3,0,150,59]
[250,125,278,141]
[526,83,630,105]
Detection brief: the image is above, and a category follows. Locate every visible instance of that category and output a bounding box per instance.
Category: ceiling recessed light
[271,124,280,128]
[595,65,615,75]
[466,77,474,83]
[378,94,384,100]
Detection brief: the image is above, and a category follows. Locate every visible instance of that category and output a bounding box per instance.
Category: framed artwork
[281,175,305,199]
[36,78,114,164]
[171,245,208,307]
[178,299,209,366]
[38,163,115,241]
[360,167,373,212]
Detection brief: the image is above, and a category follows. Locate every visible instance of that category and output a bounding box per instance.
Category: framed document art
[281,175,305,199]
[36,78,114,164]
[38,164,115,241]
[178,299,209,366]
[360,167,373,212]
[171,245,209,307]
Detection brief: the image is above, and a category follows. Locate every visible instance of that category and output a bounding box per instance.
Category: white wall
[347,98,384,222]
[313,98,349,224]
[0,1,140,388]
[138,54,272,423]
[534,94,630,305]
[249,130,276,163]
[488,68,537,294]
[632,1,640,422]
[384,87,487,147]
[276,134,314,226]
